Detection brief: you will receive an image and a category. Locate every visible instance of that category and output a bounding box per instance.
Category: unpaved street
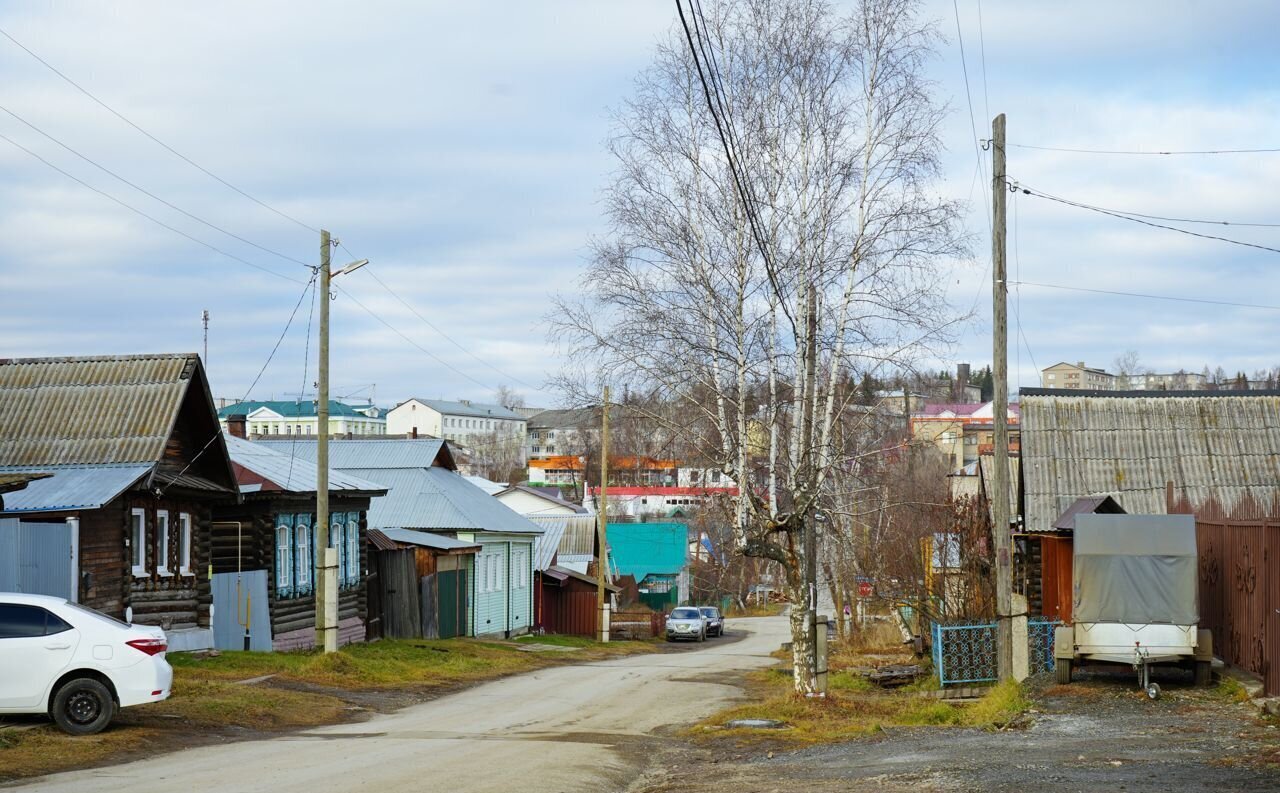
[9,617,789,793]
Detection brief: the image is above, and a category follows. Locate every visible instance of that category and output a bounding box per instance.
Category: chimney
[227,414,247,439]
[411,426,418,439]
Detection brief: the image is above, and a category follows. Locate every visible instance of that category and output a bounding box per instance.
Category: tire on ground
[1054,658,1072,685]
[51,677,115,736]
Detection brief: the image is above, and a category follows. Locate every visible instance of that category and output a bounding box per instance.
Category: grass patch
[724,602,785,618]
[696,665,1029,745]
[1213,676,1252,704]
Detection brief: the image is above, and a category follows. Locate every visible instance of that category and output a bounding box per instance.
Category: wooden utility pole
[596,387,610,642]
[201,309,210,368]
[991,113,1013,680]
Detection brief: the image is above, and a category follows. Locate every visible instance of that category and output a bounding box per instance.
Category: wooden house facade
[0,354,239,650]
[212,430,386,650]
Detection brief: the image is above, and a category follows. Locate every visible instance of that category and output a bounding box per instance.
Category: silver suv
[665,606,706,642]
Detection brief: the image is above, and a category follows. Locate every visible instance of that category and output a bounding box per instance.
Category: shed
[366,528,478,639]
[538,564,619,637]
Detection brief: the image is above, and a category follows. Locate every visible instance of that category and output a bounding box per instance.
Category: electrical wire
[0,25,319,234]
[1007,280,1280,313]
[1014,182,1280,257]
[0,129,306,284]
[286,277,319,489]
[951,0,994,317]
[1009,142,1280,156]
[0,102,313,267]
[159,270,320,496]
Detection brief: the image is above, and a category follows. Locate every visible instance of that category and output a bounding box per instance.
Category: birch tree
[554,0,963,693]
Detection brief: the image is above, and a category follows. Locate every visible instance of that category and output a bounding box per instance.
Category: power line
[951,0,993,317]
[0,24,318,235]
[1000,184,1280,228]
[1014,182,1280,257]
[0,129,306,284]
[160,270,319,496]
[1008,279,1280,313]
[335,241,547,395]
[0,102,314,267]
[976,0,990,125]
[1009,142,1280,156]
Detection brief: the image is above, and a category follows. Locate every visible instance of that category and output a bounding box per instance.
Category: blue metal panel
[932,618,1063,686]
[0,464,150,514]
[0,518,72,598]
[212,571,271,651]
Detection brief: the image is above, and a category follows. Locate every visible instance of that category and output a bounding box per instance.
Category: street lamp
[315,228,367,653]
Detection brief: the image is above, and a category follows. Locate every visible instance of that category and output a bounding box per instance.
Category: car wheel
[51,678,115,736]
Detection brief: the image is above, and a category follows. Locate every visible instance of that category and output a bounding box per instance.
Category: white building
[495,485,587,517]
[387,398,527,447]
[217,400,385,437]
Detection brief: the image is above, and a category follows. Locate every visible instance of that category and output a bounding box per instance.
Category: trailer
[1053,514,1212,699]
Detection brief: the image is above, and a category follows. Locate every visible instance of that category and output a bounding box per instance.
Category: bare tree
[553,0,963,693]
[1114,350,1143,390]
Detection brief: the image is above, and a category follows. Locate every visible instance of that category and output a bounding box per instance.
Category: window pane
[0,605,49,638]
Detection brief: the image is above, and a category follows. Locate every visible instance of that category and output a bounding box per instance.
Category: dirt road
[9,617,789,793]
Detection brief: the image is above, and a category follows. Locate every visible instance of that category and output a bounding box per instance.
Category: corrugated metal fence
[0,518,73,599]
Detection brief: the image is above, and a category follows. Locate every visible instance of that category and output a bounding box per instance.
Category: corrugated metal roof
[0,464,151,514]
[379,528,480,552]
[258,438,447,470]
[403,398,524,421]
[0,354,197,466]
[464,475,506,495]
[496,485,588,514]
[531,517,568,571]
[218,400,375,419]
[225,435,387,494]
[342,466,542,535]
[1021,392,1280,531]
[527,514,597,557]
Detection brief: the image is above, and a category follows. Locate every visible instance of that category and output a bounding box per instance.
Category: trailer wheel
[1054,659,1072,684]
[1194,660,1211,687]
[1145,683,1161,700]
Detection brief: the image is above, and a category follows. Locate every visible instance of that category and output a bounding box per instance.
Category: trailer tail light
[126,638,167,656]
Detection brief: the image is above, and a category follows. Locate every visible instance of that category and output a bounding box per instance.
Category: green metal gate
[438,569,468,639]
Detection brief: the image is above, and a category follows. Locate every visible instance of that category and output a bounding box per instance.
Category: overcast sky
[2,1,1278,408]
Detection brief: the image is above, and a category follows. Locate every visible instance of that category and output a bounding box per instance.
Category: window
[179,513,193,575]
[295,514,312,591]
[0,605,68,638]
[331,514,346,581]
[286,425,292,435]
[275,517,294,596]
[345,516,360,585]
[156,510,171,575]
[130,508,146,576]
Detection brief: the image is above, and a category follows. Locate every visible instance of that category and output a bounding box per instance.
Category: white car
[0,593,173,735]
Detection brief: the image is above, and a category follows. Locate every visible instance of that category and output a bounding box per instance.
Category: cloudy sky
[2,1,1278,409]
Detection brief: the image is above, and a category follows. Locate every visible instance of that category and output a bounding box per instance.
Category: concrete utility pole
[596,387,610,642]
[991,113,1014,681]
[315,230,368,653]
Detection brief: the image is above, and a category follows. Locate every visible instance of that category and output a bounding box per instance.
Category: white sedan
[0,593,173,735]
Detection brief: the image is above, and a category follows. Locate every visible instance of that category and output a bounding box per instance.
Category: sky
[2,1,1279,409]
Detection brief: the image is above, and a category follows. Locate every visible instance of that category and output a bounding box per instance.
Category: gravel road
[8,617,790,793]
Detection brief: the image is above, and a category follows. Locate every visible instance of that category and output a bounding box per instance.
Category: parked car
[698,606,725,637]
[665,606,707,642]
[0,593,172,735]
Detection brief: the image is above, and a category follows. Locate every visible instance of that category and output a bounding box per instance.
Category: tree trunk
[788,580,817,695]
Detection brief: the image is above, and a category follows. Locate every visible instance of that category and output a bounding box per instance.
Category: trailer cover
[1073,514,1198,625]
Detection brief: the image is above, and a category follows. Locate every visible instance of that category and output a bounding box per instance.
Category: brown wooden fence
[1169,487,1279,696]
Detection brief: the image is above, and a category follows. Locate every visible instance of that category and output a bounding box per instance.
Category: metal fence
[931,618,1062,686]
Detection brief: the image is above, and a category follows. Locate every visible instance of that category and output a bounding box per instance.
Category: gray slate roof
[258,438,447,470]
[404,399,524,421]
[1020,390,1280,531]
[224,435,386,494]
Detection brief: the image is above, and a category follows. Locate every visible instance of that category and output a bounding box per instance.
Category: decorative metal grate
[932,618,1063,686]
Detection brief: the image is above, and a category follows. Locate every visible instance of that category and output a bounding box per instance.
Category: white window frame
[179,513,193,575]
[276,520,293,595]
[478,552,489,592]
[331,514,346,582]
[130,508,147,576]
[296,519,312,591]
[156,510,172,575]
[345,517,360,585]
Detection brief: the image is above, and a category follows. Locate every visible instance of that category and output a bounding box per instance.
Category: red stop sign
[858,581,873,598]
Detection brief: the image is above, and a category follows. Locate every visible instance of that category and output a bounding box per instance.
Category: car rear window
[0,604,71,638]
[62,601,131,629]
[671,608,700,619]
[700,607,720,618]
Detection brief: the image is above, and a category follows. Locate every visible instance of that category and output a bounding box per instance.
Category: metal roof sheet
[530,517,568,571]
[1021,393,1280,531]
[257,438,448,470]
[225,435,386,494]
[342,466,542,534]
[0,354,198,466]
[379,528,480,552]
[495,485,588,514]
[0,464,151,514]
[402,399,524,421]
[218,400,375,419]
[527,514,597,558]
[978,454,1020,525]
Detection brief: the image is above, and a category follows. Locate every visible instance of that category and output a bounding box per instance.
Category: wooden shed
[366,528,478,639]
[537,564,619,637]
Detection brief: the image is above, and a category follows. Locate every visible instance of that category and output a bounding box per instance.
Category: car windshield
[699,607,720,618]
[670,608,700,619]
[63,601,131,629]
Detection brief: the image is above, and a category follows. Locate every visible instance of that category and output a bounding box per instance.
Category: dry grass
[724,602,786,618]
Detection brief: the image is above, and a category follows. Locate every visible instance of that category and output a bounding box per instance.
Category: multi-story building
[525,407,596,459]
[1124,372,1209,391]
[1040,361,1116,390]
[217,400,385,437]
[910,401,1021,470]
[386,398,526,448]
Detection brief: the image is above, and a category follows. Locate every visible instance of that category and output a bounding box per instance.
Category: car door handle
[45,643,71,650]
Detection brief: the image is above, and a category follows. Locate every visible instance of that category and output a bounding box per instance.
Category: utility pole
[313,234,368,653]
[991,113,1013,681]
[596,387,610,642]
[316,230,335,653]
[201,309,210,368]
